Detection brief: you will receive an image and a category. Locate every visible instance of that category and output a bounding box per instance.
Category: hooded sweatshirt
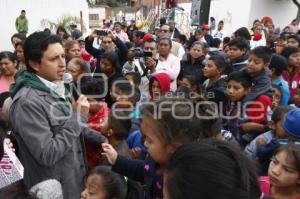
[149,72,171,100]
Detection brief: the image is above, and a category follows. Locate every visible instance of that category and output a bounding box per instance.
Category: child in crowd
[124,72,149,103]
[81,78,110,168]
[226,37,250,72]
[260,144,300,199]
[225,71,271,145]
[110,78,141,133]
[244,106,293,160]
[287,34,300,48]
[243,46,273,103]
[101,98,205,199]
[148,72,171,101]
[81,166,127,199]
[164,140,261,199]
[269,54,290,106]
[181,75,200,94]
[101,111,132,158]
[256,108,300,174]
[202,55,227,108]
[281,47,300,99]
[271,85,282,110]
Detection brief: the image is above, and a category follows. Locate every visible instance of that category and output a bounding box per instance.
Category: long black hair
[165,139,261,199]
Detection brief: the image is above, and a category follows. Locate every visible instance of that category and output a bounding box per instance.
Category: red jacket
[86,104,109,168]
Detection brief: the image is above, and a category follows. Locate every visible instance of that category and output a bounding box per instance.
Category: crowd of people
[1,12,300,199]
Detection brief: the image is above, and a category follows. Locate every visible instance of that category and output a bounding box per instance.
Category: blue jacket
[112,154,163,199]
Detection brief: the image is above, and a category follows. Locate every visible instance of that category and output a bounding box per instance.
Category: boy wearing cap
[256,108,300,174]
[201,24,213,47]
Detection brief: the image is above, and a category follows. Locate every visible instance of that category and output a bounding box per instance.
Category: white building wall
[249,0,297,29]
[89,7,106,21]
[0,0,89,51]
[209,0,298,35]
[209,0,252,35]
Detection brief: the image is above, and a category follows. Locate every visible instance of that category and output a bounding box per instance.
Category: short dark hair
[88,166,127,199]
[250,46,272,64]
[281,46,300,60]
[208,55,227,73]
[24,31,62,73]
[125,72,141,86]
[114,78,140,103]
[223,37,231,45]
[227,71,252,89]
[234,27,251,40]
[21,10,26,13]
[228,37,249,50]
[219,20,224,24]
[141,98,203,145]
[288,34,300,46]
[272,106,294,123]
[133,30,145,38]
[80,78,105,101]
[125,42,135,49]
[107,111,132,140]
[211,38,221,48]
[269,54,288,76]
[182,75,198,86]
[165,139,261,199]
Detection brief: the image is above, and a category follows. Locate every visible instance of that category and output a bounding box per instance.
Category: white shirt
[155,53,181,91]
[37,75,66,99]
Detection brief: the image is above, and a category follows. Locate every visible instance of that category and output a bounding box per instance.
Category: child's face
[203,60,221,78]
[272,87,282,110]
[81,174,108,199]
[293,88,300,108]
[100,58,114,77]
[247,54,268,74]
[287,38,300,48]
[226,80,249,102]
[151,79,161,94]
[288,52,300,68]
[268,151,300,188]
[189,45,203,59]
[227,46,245,61]
[141,117,175,165]
[181,78,192,90]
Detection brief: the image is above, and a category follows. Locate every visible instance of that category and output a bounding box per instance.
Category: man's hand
[75,95,90,117]
[144,57,156,73]
[108,30,117,41]
[101,143,118,165]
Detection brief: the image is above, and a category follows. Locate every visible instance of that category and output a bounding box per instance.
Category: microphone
[63,73,80,100]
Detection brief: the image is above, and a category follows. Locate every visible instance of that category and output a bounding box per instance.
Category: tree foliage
[41,15,85,33]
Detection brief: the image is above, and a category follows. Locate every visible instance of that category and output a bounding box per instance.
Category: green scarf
[10,70,71,115]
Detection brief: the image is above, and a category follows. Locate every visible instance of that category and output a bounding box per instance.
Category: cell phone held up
[96,30,108,36]
[133,48,152,58]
